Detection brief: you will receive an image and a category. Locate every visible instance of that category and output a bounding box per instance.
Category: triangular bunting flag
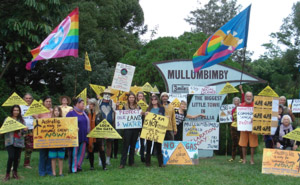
[283,128,300,142]
[151,85,160,94]
[0,117,27,134]
[87,119,122,139]
[84,52,92,71]
[90,84,105,97]
[186,125,200,136]
[167,142,193,165]
[137,100,148,112]
[142,82,153,92]
[219,82,239,94]
[2,92,27,106]
[24,100,50,117]
[76,88,87,106]
[258,85,279,97]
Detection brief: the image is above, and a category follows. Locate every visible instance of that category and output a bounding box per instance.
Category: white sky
[140,0,298,60]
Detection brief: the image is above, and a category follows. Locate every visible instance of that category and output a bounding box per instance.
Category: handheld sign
[142,82,153,92]
[115,109,142,129]
[84,52,92,71]
[219,104,235,123]
[24,100,50,117]
[2,92,27,106]
[90,84,105,96]
[76,88,87,106]
[237,107,253,131]
[33,117,78,148]
[258,85,279,97]
[219,82,239,94]
[283,128,300,142]
[137,100,148,112]
[87,119,122,139]
[151,85,160,94]
[130,86,143,95]
[170,98,181,108]
[111,62,135,92]
[287,99,300,113]
[0,117,27,134]
[140,112,168,143]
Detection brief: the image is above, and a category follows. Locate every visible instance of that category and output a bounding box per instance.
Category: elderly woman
[66,98,90,173]
[86,98,107,171]
[274,115,299,150]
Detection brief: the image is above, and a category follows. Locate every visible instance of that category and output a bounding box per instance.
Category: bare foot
[242,160,246,164]
[250,161,254,165]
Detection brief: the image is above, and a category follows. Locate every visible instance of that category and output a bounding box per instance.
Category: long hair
[147,95,162,111]
[52,106,62,118]
[10,105,24,123]
[87,98,100,115]
[127,92,138,109]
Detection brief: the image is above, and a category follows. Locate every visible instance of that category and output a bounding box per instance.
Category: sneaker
[3,173,10,181]
[98,158,102,167]
[106,157,111,165]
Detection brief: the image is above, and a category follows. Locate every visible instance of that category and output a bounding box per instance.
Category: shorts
[239,131,258,147]
[49,148,65,159]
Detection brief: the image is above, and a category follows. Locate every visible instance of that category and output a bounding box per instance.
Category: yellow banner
[262,148,300,177]
[2,92,27,106]
[76,88,87,106]
[137,100,148,112]
[0,117,27,134]
[130,86,143,95]
[219,82,239,94]
[24,100,50,117]
[258,85,279,97]
[140,112,168,143]
[33,117,79,149]
[283,128,300,142]
[90,84,105,97]
[84,52,92,71]
[151,85,160,94]
[142,82,153,92]
[87,119,122,139]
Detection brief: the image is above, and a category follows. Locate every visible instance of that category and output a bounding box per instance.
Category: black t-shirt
[175,108,187,125]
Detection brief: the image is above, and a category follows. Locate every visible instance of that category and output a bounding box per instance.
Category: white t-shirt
[20,105,34,130]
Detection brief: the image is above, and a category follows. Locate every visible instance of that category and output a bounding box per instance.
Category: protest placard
[162,141,198,165]
[142,82,153,92]
[219,82,239,94]
[0,117,27,134]
[283,128,300,142]
[219,104,235,123]
[87,119,122,139]
[89,84,105,96]
[115,109,142,129]
[76,88,87,106]
[287,99,300,113]
[189,86,216,95]
[130,86,143,95]
[140,112,168,143]
[84,52,92,71]
[183,121,219,150]
[2,92,27,106]
[24,100,50,117]
[137,100,148,112]
[111,62,135,92]
[237,107,253,131]
[168,94,187,108]
[33,117,78,149]
[151,85,160,94]
[258,85,279,97]
[262,148,300,177]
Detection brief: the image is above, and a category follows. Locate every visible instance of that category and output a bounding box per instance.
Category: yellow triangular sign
[137,100,148,112]
[167,142,193,165]
[87,119,122,139]
[171,98,181,108]
[186,126,200,136]
[151,85,160,94]
[90,84,105,97]
[85,52,92,71]
[283,128,300,142]
[130,86,143,95]
[219,82,239,94]
[0,117,27,134]
[2,92,27,106]
[38,100,43,104]
[76,88,87,106]
[142,82,153,92]
[24,100,50,117]
[258,85,279,97]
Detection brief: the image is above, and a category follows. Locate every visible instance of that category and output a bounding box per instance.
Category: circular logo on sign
[121,68,128,75]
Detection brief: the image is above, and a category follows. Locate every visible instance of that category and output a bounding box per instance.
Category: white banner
[287,99,300,113]
[237,107,253,131]
[219,104,235,123]
[188,86,216,95]
[115,109,142,129]
[111,62,135,92]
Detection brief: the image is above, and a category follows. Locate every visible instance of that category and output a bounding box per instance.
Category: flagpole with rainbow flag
[26,8,79,70]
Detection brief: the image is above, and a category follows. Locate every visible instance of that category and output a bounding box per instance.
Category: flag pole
[240,48,247,85]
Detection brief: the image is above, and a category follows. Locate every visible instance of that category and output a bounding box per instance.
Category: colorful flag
[193,5,251,72]
[26,8,79,70]
[85,52,92,71]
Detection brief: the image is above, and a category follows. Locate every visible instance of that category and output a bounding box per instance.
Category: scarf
[73,106,90,133]
[279,123,294,144]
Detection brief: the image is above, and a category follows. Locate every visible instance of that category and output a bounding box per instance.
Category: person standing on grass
[59,96,73,117]
[20,93,34,169]
[279,96,295,122]
[34,96,53,176]
[3,105,28,181]
[136,91,146,162]
[145,95,165,167]
[160,92,177,140]
[86,98,107,171]
[238,90,258,165]
[48,106,65,176]
[66,98,90,173]
[119,92,141,169]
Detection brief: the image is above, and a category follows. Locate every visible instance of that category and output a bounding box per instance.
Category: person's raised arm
[239,85,245,103]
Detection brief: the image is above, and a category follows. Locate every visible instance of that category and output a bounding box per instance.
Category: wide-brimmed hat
[59,95,71,105]
[100,88,114,97]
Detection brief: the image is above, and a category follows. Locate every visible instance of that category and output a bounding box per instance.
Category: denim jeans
[38,149,52,176]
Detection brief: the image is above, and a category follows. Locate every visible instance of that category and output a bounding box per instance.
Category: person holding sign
[20,93,34,169]
[145,95,165,167]
[119,92,141,169]
[66,98,90,173]
[238,91,258,165]
[279,96,295,122]
[274,115,299,150]
[59,95,73,117]
[34,96,53,176]
[137,91,146,162]
[160,92,177,140]
[3,105,28,181]
[86,98,107,171]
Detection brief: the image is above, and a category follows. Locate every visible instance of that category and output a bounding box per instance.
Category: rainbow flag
[26,8,79,70]
[193,5,251,72]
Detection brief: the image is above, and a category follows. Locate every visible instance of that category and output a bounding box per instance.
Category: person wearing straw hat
[98,88,116,166]
[59,95,73,117]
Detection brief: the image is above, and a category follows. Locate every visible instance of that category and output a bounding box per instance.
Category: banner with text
[115,109,142,129]
[188,86,216,95]
[237,107,253,131]
[219,104,235,123]
[111,62,135,92]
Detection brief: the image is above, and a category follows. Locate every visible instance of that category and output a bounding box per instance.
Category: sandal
[228,159,234,162]
[239,159,244,163]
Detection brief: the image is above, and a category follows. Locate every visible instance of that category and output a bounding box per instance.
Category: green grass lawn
[0,150,299,185]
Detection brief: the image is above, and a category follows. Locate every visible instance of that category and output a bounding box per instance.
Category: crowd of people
[2,86,299,181]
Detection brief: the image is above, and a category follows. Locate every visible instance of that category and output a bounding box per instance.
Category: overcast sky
[140,0,298,60]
